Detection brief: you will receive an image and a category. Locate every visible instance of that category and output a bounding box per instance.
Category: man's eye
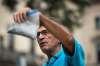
[42,30,48,34]
[37,30,49,37]
[37,32,40,37]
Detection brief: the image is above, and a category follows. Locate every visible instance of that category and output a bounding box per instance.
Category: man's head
[37,26,61,54]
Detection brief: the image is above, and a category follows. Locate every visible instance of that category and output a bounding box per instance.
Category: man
[13,8,85,66]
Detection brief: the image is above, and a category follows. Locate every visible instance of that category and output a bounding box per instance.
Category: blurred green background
[0,0,100,66]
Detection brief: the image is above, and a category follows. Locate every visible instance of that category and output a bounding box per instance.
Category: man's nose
[38,33,45,40]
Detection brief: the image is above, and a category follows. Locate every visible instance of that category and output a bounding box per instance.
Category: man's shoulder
[62,38,84,56]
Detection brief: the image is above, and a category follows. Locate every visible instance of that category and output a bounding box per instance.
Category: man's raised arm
[40,14,74,54]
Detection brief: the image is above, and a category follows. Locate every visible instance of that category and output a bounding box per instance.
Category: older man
[13,8,85,66]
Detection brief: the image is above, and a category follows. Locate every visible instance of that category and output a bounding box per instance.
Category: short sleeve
[69,39,86,66]
[62,38,86,66]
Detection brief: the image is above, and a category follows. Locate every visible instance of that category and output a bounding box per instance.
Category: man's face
[37,26,60,53]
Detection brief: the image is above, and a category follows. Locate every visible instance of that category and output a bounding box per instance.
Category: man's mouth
[39,42,47,47]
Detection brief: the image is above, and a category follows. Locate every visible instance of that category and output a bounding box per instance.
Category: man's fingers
[13,7,31,23]
[19,12,25,22]
[16,13,21,23]
[13,12,26,23]
[22,11,27,21]
[13,13,19,23]
[13,14,16,22]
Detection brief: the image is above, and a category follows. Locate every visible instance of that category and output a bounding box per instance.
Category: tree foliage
[2,0,90,31]
[26,0,90,31]
[2,0,18,11]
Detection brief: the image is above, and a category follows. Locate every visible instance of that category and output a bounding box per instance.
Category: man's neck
[47,46,61,59]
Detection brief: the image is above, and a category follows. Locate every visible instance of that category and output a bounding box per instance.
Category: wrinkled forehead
[38,26,47,32]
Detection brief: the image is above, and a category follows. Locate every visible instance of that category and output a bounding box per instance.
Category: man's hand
[8,7,40,39]
[13,7,31,23]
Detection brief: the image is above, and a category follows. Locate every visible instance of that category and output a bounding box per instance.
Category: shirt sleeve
[71,39,85,66]
[63,38,86,66]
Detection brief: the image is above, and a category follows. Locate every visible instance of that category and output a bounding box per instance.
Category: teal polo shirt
[43,39,85,66]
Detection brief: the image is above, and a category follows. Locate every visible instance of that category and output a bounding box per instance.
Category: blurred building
[0,0,46,66]
[74,3,100,66]
[0,0,100,66]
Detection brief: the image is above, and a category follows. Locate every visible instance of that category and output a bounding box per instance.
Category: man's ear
[58,41,62,46]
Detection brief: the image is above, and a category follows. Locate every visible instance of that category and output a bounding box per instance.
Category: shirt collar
[47,49,64,65]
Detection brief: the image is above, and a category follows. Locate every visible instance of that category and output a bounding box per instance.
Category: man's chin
[41,47,49,53]
[41,46,48,51]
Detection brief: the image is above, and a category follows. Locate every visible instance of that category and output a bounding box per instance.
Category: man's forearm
[40,14,74,53]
